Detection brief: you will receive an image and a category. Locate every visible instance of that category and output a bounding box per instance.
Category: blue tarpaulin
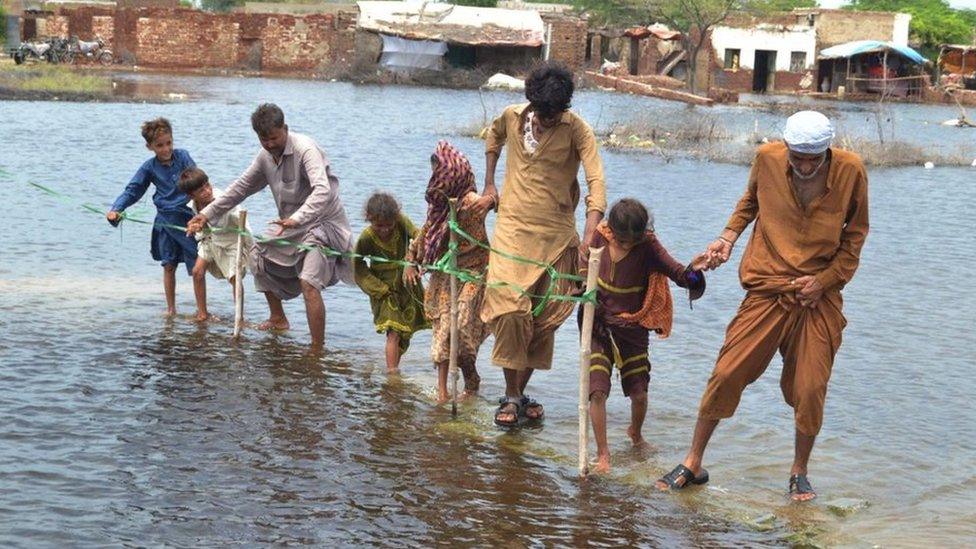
[818,40,928,65]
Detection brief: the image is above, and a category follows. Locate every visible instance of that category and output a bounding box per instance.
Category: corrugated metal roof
[356,1,545,47]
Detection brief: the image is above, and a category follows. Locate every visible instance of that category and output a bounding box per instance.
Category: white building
[711,23,817,72]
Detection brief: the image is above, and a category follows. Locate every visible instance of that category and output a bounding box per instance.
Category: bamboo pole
[578,246,603,478]
[448,199,460,418]
[233,209,247,340]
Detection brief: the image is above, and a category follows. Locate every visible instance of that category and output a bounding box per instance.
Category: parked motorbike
[68,36,114,65]
[10,40,54,64]
[48,37,73,64]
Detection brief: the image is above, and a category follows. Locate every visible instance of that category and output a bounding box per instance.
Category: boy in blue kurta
[106,117,205,318]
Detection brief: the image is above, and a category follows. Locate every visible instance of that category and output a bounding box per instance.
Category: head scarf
[422,141,477,267]
[783,111,834,154]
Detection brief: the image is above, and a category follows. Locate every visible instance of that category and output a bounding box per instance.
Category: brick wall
[261,14,332,71]
[815,11,896,48]
[23,6,356,73]
[541,13,587,72]
[136,11,240,68]
[92,15,113,43]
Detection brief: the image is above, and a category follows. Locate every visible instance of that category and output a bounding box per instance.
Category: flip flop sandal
[494,397,521,427]
[520,396,544,421]
[658,464,710,490]
[789,474,817,500]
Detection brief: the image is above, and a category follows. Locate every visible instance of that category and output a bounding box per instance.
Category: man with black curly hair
[471,62,607,427]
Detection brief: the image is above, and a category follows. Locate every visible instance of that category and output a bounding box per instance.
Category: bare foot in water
[194,311,212,323]
[628,424,652,451]
[436,390,450,404]
[387,367,400,375]
[258,316,290,331]
[594,452,611,474]
[164,308,177,318]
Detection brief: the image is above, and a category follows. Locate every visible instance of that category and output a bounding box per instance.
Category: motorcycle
[10,40,54,64]
[47,37,73,64]
[68,36,114,65]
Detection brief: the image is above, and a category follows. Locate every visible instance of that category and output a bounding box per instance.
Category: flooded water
[1,76,974,547]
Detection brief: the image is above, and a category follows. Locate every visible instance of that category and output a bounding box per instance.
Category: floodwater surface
[1,76,974,547]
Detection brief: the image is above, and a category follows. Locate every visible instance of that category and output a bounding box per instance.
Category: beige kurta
[191,188,252,280]
[481,103,607,322]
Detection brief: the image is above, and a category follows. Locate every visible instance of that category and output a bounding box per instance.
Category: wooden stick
[578,246,603,478]
[233,209,247,341]
[448,199,460,418]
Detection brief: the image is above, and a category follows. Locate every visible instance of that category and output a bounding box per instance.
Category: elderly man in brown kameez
[473,62,606,427]
[657,111,869,500]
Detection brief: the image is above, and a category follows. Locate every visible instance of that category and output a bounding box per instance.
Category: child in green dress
[354,193,430,373]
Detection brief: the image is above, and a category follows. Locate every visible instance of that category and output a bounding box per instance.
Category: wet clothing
[354,214,429,353]
[583,226,705,397]
[488,246,579,371]
[698,143,869,436]
[191,188,252,280]
[201,132,354,300]
[407,192,490,369]
[111,149,198,272]
[482,103,607,370]
[150,210,198,274]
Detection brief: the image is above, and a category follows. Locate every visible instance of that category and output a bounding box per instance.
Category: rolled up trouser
[697,290,846,436]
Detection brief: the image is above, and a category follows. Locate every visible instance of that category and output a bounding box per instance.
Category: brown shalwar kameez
[481,103,607,371]
[698,142,869,436]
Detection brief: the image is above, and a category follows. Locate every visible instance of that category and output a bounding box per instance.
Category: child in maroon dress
[581,198,709,473]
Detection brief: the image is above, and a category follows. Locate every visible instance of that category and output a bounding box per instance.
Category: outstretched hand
[793,275,824,308]
[269,217,298,236]
[689,251,712,272]
[703,238,733,270]
[466,194,496,218]
[185,213,208,235]
[106,210,121,227]
[403,264,422,286]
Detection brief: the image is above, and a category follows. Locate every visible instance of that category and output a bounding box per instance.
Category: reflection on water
[1,77,974,547]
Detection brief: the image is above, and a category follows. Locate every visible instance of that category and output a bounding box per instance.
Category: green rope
[26,181,597,312]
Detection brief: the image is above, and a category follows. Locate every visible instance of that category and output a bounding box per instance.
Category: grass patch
[0,63,112,96]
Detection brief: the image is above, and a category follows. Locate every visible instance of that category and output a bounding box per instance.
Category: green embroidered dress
[354,214,430,352]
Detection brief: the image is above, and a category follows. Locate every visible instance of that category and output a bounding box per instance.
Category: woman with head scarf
[404,141,491,403]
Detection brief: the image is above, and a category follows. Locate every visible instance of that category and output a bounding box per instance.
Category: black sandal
[789,474,817,500]
[494,397,521,427]
[658,464,710,490]
[520,396,544,421]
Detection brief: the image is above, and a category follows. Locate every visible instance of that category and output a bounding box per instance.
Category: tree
[745,0,815,13]
[201,0,243,12]
[0,4,6,43]
[846,0,976,57]
[647,0,739,93]
[450,0,498,6]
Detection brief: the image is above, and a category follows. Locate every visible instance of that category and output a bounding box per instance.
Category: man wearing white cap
[656,111,869,500]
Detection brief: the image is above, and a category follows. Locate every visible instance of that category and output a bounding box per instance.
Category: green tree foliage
[1,4,6,43]
[201,0,243,12]
[450,0,498,6]
[846,0,975,51]
[745,0,816,13]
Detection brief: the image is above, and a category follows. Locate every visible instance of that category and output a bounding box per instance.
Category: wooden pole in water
[578,246,603,478]
[233,209,247,341]
[448,199,460,418]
